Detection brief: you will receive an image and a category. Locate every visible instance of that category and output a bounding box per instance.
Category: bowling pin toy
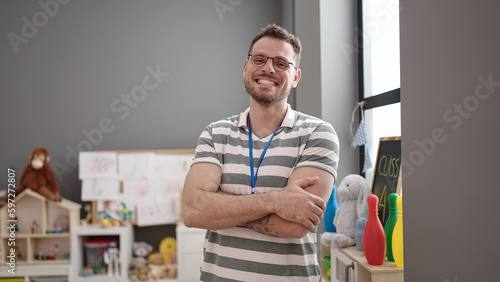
[392,196,404,268]
[363,194,386,265]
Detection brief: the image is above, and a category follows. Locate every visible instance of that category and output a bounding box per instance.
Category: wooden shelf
[329,246,403,282]
[341,246,403,275]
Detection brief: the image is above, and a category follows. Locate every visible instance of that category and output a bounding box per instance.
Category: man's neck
[248,100,287,137]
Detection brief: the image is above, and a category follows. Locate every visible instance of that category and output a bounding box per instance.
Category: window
[358,0,401,185]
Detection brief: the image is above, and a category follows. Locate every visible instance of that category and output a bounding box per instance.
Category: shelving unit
[0,189,80,281]
[330,246,403,282]
[176,223,205,282]
[71,224,133,282]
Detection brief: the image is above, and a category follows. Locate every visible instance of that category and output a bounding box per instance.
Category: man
[182,24,339,281]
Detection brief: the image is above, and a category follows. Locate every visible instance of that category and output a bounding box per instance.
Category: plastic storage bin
[83,237,116,275]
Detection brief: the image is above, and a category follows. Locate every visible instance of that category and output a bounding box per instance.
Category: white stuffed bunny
[321,174,372,249]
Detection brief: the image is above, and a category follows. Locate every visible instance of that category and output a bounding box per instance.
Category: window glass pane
[364,102,401,186]
[362,0,400,97]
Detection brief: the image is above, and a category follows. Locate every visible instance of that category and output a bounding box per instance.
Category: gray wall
[0,0,361,253]
[295,0,359,182]
[400,0,500,281]
[0,0,284,204]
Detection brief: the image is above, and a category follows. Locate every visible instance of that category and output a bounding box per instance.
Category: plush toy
[133,241,153,259]
[130,257,149,281]
[148,252,168,280]
[321,174,372,249]
[164,250,177,279]
[129,241,153,281]
[4,147,61,204]
[158,236,176,264]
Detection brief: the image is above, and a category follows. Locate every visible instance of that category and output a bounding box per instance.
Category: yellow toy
[148,252,168,280]
[159,237,176,263]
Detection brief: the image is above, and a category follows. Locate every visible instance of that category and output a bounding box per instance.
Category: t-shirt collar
[238,104,295,129]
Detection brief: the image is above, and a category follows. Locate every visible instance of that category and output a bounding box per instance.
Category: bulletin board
[77,149,195,227]
[371,137,402,226]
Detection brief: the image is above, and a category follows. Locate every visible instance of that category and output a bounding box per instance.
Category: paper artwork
[123,179,156,199]
[79,151,194,227]
[152,154,193,179]
[81,179,120,201]
[136,196,180,226]
[79,152,117,179]
[118,153,155,179]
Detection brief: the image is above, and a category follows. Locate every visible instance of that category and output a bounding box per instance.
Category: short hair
[248,24,302,67]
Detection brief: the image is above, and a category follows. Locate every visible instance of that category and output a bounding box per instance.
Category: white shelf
[0,263,70,281]
[71,224,133,282]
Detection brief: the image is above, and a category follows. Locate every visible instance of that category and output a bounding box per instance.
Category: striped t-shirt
[193,104,340,281]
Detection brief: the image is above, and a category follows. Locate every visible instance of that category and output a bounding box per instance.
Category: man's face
[243,37,301,106]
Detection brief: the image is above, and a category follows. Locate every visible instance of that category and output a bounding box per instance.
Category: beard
[244,75,290,106]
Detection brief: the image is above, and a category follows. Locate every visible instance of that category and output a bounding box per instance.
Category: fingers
[275,176,327,230]
[292,176,326,210]
[301,210,323,231]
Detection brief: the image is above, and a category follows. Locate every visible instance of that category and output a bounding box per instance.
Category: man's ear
[243,59,249,78]
[292,68,301,88]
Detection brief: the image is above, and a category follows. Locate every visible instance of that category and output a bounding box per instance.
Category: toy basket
[83,237,116,275]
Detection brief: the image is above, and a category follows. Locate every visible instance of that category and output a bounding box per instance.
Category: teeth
[257,79,276,86]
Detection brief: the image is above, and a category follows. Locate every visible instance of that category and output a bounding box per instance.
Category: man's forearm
[245,213,313,238]
[182,163,328,232]
[182,185,276,230]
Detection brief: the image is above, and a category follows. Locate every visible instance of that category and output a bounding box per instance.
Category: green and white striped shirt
[193,104,339,281]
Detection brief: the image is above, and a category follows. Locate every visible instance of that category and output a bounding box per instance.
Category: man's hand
[271,176,326,231]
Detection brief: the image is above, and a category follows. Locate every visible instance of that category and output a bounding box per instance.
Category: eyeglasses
[248,52,297,72]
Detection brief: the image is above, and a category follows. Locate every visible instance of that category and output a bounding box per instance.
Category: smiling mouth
[256,79,278,86]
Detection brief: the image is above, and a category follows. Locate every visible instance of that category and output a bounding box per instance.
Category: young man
[182,24,339,281]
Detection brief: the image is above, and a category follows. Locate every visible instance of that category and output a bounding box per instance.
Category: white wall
[400,0,500,281]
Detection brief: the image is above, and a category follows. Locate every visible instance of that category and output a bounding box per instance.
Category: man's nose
[261,58,276,73]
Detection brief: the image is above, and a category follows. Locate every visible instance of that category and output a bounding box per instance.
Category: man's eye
[254,57,266,63]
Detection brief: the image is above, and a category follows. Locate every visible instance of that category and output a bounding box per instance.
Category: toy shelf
[0,189,79,281]
[71,224,133,282]
[0,189,80,267]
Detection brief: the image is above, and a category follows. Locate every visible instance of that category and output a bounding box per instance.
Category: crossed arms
[181,163,334,238]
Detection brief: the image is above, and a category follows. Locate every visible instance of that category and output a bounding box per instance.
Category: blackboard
[371,136,402,226]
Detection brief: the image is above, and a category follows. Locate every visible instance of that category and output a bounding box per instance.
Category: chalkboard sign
[371,136,402,226]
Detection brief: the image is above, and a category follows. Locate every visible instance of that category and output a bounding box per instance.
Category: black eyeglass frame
[247,52,297,72]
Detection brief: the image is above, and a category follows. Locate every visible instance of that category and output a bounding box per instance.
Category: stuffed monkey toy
[10,147,62,202]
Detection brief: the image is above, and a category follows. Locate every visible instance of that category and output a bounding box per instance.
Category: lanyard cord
[248,115,282,194]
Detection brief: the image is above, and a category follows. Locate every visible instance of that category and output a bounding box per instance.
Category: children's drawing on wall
[79,152,117,179]
[79,151,194,226]
[152,154,193,179]
[81,179,120,201]
[123,179,155,198]
[136,196,179,227]
[118,153,155,179]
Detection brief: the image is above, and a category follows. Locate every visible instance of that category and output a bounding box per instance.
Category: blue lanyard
[248,115,282,194]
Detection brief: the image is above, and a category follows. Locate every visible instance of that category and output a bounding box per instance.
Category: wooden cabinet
[330,246,403,282]
[176,223,205,281]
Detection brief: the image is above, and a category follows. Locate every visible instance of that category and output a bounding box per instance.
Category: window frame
[356,0,401,175]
